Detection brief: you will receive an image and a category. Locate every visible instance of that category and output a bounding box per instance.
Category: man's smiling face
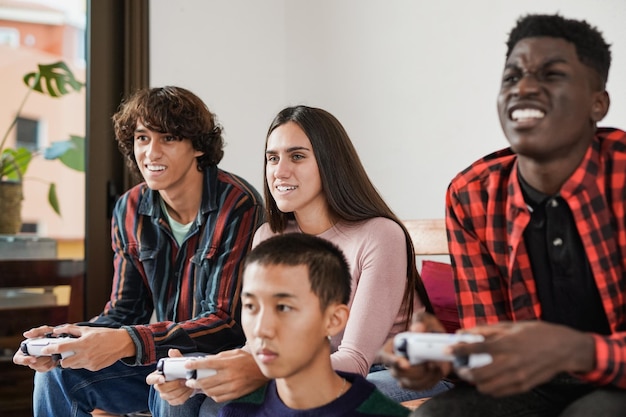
[497,36,603,162]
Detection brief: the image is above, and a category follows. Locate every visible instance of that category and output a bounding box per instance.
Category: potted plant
[0,61,85,235]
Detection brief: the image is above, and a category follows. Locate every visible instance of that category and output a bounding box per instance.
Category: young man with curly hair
[13,86,264,417]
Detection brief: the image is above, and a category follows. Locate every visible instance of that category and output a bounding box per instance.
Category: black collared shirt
[519,172,610,335]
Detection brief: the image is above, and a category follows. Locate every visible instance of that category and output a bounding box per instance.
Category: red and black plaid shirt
[446,127,626,388]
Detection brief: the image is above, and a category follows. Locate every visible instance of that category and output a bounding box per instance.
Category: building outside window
[0,0,86,258]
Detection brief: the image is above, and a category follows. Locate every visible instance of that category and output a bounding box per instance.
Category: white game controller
[393,331,492,368]
[20,334,76,361]
[156,357,217,381]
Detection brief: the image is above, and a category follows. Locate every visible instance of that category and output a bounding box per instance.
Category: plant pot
[0,180,23,234]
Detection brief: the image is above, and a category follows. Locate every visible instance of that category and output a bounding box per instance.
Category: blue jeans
[366,366,454,402]
[32,360,208,417]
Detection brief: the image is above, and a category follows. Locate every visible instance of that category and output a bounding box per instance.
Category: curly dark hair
[112,86,224,178]
[506,14,612,88]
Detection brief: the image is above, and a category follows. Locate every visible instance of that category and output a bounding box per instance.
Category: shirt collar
[559,136,598,199]
[137,165,219,223]
[518,169,551,211]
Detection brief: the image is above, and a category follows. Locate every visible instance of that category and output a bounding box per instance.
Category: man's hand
[185,348,268,402]
[147,349,197,406]
[378,311,453,391]
[13,325,60,372]
[18,324,136,372]
[452,321,595,397]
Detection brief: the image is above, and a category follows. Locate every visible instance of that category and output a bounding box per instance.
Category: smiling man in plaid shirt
[383,13,626,417]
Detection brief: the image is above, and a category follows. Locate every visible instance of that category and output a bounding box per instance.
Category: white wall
[150,0,626,220]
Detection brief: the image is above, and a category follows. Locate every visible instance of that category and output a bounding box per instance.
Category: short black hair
[243,233,351,309]
[506,14,611,88]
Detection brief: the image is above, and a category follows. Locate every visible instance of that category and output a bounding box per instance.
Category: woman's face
[265,122,328,222]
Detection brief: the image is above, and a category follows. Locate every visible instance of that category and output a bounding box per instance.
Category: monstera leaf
[23,61,84,98]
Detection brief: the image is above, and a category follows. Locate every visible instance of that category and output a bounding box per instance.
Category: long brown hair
[263,105,433,324]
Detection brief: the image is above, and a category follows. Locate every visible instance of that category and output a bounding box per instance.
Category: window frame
[85,0,149,319]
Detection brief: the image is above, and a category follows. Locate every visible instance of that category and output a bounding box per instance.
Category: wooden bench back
[403,218,448,256]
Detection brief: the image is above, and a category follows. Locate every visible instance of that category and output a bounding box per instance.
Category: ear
[324,303,350,338]
[591,90,610,122]
[194,149,205,158]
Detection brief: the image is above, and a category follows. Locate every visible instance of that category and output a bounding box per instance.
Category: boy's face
[241,262,335,380]
[497,37,606,161]
[133,120,204,194]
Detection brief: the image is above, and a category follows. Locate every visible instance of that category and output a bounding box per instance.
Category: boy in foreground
[204,233,410,416]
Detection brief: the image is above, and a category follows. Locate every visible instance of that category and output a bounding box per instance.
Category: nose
[146,140,162,159]
[514,71,540,97]
[270,157,290,179]
[252,307,276,340]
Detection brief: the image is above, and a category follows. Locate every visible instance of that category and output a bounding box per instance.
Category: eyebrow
[242,291,297,300]
[504,57,569,71]
[265,146,311,155]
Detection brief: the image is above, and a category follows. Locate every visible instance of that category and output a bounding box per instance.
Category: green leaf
[48,183,61,216]
[43,135,85,172]
[58,135,85,172]
[0,148,32,179]
[23,61,84,98]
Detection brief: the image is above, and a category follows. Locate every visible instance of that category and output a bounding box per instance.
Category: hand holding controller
[20,333,76,361]
[187,367,217,380]
[156,357,217,381]
[393,331,492,368]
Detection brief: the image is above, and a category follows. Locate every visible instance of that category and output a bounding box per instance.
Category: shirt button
[552,237,563,246]
[549,199,559,208]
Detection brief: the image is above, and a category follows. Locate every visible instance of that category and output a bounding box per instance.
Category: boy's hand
[147,349,197,406]
[378,312,453,390]
[185,348,268,402]
[452,321,595,397]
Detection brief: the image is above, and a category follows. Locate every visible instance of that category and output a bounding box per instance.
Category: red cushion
[420,260,460,333]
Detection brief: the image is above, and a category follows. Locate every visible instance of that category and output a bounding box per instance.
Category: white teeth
[277,185,296,192]
[511,108,545,121]
[147,165,165,171]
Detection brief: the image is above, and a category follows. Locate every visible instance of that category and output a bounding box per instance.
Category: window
[20,222,38,234]
[0,26,19,47]
[15,117,39,151]
[0,0,86,256]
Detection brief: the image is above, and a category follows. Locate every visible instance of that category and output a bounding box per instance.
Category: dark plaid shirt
[446,128,626,388]
[95,166,263,365]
